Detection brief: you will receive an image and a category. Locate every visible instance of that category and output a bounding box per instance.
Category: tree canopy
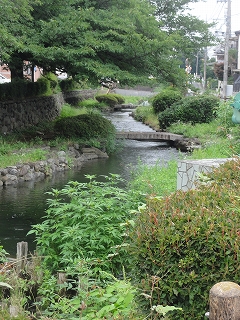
[0,0,216,87]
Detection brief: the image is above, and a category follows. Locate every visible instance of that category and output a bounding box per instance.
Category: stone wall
[0,146,108,187]
[0,90,98,134]
[177,158,232,191]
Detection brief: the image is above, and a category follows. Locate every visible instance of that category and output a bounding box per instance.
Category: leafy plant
[29,174,141,273]
[129,158,240,319]
[158,94,220,129]
[152,87,182,113]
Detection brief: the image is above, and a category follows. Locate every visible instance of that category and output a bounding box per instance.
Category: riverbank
[132,99,240,159]
[0,145,108,187]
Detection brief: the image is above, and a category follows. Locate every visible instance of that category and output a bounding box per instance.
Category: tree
[150,0,216,65]
[25,0,188,86]
[0,0,192,87]
[0,0,35,62]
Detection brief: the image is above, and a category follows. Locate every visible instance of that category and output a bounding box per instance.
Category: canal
[0,109,180,256]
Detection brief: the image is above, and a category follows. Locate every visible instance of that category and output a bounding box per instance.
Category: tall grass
[128,160,178,196]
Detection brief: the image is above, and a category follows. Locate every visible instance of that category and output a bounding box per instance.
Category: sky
[188,0,240,35]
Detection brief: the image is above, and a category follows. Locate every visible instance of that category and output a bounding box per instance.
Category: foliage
[29,175,142,273]
[44,72,60,93]
[59,78,80,92]
[158,94,220,129]
[0,246,8,264]
[152,87,183,113]
[54,113,116,153]
[0,75,59,101]
[95,93,125,107]
[0,263,29,319]
[57,104,85,119]
[79,274,139,319]
[78,98,107,110]
[128,160,178,197]
[1,0,196,88]
[133,106,160,130]
[129,157,240,319]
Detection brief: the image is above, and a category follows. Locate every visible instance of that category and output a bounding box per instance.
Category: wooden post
[16,241,28,272]
[209,281,240,320]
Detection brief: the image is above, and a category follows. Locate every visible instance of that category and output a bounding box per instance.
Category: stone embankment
[0,146,108,187]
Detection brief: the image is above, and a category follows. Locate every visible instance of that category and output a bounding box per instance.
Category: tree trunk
[209,281,240,320]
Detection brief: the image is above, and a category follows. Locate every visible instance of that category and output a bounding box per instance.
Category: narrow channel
[0,109,180,256]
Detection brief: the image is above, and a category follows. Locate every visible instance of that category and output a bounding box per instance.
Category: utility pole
[195,52,199,77]
[203,47,207,89]
[217,0,231,98]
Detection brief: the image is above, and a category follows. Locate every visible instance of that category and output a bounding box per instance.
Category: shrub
[152,87,182,113]
[54,113,115,140]
[129,158,240,319]
[0,76,56,101]
[44,72,59,93]
[95,93,125,107]
[59,78,79,91]
[35,76,51,96]
[54,113,116,153]
[29,175,140,274]
[158,94,220,129]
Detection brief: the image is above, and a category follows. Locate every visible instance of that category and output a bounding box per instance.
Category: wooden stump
[16,241,28,272]
[209,281,240,320]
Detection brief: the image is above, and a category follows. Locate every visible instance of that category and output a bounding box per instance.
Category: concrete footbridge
[116,131,183,142]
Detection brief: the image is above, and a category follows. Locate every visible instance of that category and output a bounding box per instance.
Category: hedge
[129,158,240,319]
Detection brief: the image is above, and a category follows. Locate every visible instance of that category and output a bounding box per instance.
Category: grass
[128,97,240,197]
[1,95,239,174]
[128,160,178,196]
[0,148,47,168]
[133,106,160,130]
[56,103,86,118]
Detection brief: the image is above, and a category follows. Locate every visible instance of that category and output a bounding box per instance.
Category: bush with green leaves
[54,113,116,153]
[152,87,182,114]
[0,245,8,264]
[129,158,240,319]
[59,78,79,92]
[29,174,141,274]
[95,93,125,107]
[158,94,220,129]
[78,98,107,110]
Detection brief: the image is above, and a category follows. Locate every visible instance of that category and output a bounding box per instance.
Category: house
[0,62,42,82]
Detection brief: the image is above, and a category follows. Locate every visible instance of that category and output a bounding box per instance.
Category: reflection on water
[0,110,180,256]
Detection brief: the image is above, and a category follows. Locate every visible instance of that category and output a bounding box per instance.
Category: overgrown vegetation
[28,174,141,274]
[1,91,240,319]
[0,103,118,168]
[129,158,240,319]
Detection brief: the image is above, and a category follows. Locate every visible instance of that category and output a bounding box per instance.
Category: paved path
[115,88,155,97]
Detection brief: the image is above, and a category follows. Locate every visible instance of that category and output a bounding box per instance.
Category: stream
[0,109,180,256]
